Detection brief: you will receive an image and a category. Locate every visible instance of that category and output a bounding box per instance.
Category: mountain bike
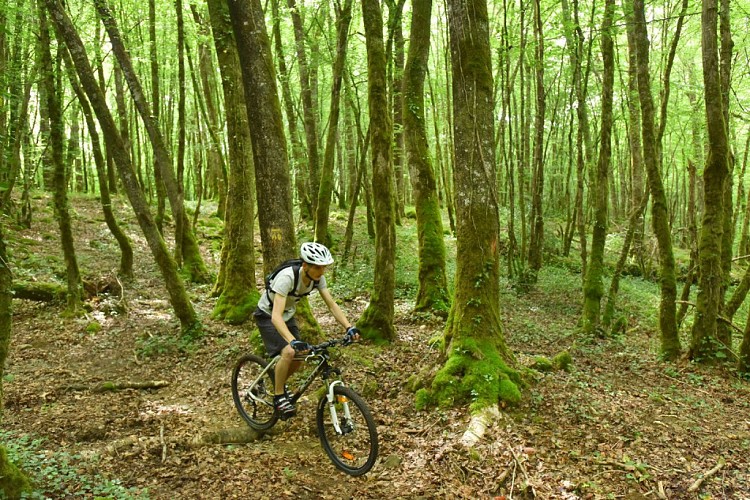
[231,336,379,476]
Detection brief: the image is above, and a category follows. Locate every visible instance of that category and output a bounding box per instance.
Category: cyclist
[253,242,360,419]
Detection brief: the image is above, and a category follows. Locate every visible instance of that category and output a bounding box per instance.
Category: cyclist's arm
[271,292,296,343]
[319,288,352,330]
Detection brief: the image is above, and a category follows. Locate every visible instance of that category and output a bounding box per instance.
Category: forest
[1,0,750,496]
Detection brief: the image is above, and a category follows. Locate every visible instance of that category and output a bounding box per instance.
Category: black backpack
[265,259,320,302]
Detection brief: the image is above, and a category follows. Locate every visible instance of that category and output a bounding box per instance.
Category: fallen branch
[104,427,261,456]
[687,458,725,493]
[12,281,66,302]
[66,380,170,392]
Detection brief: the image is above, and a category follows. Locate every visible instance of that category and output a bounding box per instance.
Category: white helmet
[300,242,334,265]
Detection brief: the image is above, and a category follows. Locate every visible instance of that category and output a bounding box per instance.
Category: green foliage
[85,321,102,334]
[0,431,147,499]
[0,445,32,499]
[552,351,573,371]
[136,330,199,358]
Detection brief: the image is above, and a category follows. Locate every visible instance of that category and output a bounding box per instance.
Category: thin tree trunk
[174,0,187,265]
[47,0,199,332]
[633,0,680,359]
[314,0,353,245]
[357,0,396,341]
[581,0,614,335]
[148,0,166,231]
[39,5,83,314]
[95,0,209,283]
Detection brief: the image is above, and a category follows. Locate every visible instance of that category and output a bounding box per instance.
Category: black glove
[290,340,311,352]
[344,326,361,345]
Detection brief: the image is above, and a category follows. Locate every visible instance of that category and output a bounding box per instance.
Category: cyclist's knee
[280,344,295,360]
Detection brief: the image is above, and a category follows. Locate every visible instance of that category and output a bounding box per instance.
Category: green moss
[212,289,260,325]
[414,388,433,410]
[428,337,523,411]
[553,351,573,371]
[0,446,32,498]
[530,356,554,372]
[85,321,102,334]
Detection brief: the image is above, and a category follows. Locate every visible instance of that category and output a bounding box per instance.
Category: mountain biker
[253,242,360,420]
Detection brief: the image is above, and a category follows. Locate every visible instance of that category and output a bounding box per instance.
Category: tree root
[104,427,261,456]
[460,406,502,447]
[687,457,725,493]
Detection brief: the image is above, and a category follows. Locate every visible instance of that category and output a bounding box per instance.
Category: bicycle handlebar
[309,336,353,353]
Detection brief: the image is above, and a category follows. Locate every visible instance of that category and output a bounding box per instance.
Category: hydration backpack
[265,259,320,301]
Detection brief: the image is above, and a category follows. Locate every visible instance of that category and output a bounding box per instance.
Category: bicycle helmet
[300,242,334,265]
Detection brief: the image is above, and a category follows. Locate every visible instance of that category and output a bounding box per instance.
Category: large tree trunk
[206,0,259,324]
[633,0,680,360]
[581,0,615,335]
[430,0,521,411]
[39,6,84,315]
[314,0,353,245]
[690,0,731,362]
[46,0,199,333]
[357,0,396,342]
[95,0,210,283]
[227,0,297,273]
[403,0,449,317]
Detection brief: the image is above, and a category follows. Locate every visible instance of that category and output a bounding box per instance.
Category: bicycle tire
[316,385,378,476]
[231,354,279,431]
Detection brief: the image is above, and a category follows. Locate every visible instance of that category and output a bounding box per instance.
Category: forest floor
[3,193,750,500]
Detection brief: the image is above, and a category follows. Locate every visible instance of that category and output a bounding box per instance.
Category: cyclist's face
[305,263,327,280]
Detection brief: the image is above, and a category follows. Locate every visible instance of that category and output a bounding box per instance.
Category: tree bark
[357,0,396,341]
[227,0,297,273]
[206,0,259,323]
[148,0,166,230]
[430,0,520,411]
[46,0,200,333]
[690,0,731,362]
[39,5,84,315]
[403,0,449,317]
[314,0,353,245]
[633,0,680,359]
[581,0,615,335]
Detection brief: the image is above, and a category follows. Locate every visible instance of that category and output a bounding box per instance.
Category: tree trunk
[581,0,614,335]
[174,0,187,265]
[429,0,521,412]
[357,0,396,341]
[148,0,166,231]
[227,0,297,273]
[61,44,134,278]
[271,0,311,220]
[690,0,730,362]
[403,0,449,317]
[206,0,259,323]
[633,0,679,360]
[526,0,546,278]
[39,6,84,315]
[287,0,321,217]
[386,0,406,222]
[94,0,210,283]
[314,0,353,245]
[46,0,200,333]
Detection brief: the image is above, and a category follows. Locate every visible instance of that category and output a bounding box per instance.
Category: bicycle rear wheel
[316,385,378,476]
[231,355,278,431]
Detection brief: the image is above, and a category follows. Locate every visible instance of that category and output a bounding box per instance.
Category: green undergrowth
[0,430,148,499]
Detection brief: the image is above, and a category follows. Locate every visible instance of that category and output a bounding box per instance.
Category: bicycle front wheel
[231,355,278,431]
[316,385,378,476]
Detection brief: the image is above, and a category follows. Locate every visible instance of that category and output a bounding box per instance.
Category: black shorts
[254,309,300,357]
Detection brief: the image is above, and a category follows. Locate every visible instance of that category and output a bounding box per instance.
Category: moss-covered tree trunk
[47,0,200,333]
[425,0,521,411]
[39,6,84,315]
[227,0,296,274]
[206,0,259,323]
[61,46,134,278]
[357,0,396,342]
[689,0,730,362]
[148,0,166,231]
[581,0,614,335]
[94,0,210,284]
[403,0,449,317]
[314,0,353,246]
[633,0,680,360]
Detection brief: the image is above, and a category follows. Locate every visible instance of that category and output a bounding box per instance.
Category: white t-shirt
[257,265,327,321]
